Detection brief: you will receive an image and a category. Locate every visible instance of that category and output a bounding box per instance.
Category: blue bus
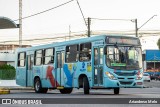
[16,35,143,94]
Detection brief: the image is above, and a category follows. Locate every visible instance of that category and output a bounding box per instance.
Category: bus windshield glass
[105,46,142,70]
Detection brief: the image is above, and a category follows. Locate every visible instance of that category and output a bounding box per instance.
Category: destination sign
[106,37,140,45]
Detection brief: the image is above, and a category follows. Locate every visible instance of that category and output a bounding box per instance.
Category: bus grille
[120,81,133,85]
[115,72,135,76]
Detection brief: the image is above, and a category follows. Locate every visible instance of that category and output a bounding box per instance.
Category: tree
[157,38,160,50]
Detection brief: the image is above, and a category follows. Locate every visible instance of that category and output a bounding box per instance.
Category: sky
[0,0,160,49]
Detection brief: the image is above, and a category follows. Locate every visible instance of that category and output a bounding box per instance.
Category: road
[0,88,160,98]
[0,81,160,107]
[144,80,160,88]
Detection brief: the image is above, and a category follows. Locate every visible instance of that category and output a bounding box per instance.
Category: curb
[0,87,34,90]
[0,88,10,94]
[9,87,34,90]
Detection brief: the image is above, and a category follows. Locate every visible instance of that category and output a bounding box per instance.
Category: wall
[0,53,15,61]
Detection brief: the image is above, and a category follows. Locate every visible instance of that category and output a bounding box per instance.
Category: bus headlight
[106,72,117,80]
[136,71,143,80]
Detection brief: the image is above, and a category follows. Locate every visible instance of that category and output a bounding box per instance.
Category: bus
[16,35,143,94]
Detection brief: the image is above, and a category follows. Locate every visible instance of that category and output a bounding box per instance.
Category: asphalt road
[0,87,160,98]
[144,80,160,88]
[0,80,160,107]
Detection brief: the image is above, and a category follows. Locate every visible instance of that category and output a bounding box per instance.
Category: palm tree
[157,38,160,49]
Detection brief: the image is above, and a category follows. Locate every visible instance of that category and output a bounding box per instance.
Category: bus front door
[93,47,104,87]
[56,51,65,87]
[26,55,33,87]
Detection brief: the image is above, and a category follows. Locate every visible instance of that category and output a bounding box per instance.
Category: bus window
[66,44,79,63]
[34,50,43,66]
[105,46,142,70]
[94,48,98,65]
[79,42,91,62]
[18,52,26,67]
[100,48,103,64]
[44,48,54,64]
[57,53,61,68]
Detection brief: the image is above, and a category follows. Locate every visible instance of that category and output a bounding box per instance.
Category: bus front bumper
[104,77,143,88]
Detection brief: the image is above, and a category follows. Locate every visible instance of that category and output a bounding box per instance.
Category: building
[143,50,160,72]
[0,44,31,67]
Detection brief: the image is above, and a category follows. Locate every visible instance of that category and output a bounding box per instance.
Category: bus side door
[26,54,34,86]
[93,46,104,87]
[16,52,27,87]
[55,51,65,87]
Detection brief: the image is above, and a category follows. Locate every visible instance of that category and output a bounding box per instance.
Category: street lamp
[134,15,157,37]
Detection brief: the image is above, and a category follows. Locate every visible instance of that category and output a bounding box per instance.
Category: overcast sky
[0,0,160,43]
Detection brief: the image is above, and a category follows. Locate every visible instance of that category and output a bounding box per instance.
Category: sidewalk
[0,80,33,90]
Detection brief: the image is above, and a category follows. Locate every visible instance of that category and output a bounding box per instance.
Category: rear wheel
[83,77,90,94]
[34,78,48,93]
[59,88,73,94]
[42,88,48,93]
[114,88,120,95]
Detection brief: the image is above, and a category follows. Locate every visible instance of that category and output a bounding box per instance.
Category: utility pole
[19,0,22,47]
[87,17,91,37]
[69,25,71,40]
[135,19,138,37]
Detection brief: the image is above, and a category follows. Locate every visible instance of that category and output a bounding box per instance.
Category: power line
[0,0,74,27]
[14,0,74,21]
[91,18,133,21]
[76,0,87,27]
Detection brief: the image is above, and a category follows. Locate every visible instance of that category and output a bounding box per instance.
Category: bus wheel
[34,78,42,93]
[83,77,90,94]
[42,88,48,93]
[59,88,73,94]
[114,88,120,95]
[34,78,48,93]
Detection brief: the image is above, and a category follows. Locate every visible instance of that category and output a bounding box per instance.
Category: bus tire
[114,88,120,95]
[42,88,48,93]
[34,78,48,93]
[83,77,90,94]
[59,88,73,94]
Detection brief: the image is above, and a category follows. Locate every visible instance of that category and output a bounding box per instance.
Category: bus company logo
[82,62,85,68]
[2,99,11,104]
[80,62,86,72]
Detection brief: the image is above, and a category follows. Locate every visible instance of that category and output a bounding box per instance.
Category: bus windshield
[105,46,142,70]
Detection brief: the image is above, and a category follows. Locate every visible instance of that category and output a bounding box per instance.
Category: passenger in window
[121,53,126,63]
[106,57,111,67]
[87,53,91,60]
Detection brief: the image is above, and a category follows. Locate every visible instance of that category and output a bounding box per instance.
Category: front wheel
[114,88,120,95]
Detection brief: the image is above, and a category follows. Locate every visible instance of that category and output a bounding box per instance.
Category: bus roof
[16,35,139,52]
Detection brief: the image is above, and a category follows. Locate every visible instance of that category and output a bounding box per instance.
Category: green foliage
[157,38,160,50]
[0,64,16,80]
